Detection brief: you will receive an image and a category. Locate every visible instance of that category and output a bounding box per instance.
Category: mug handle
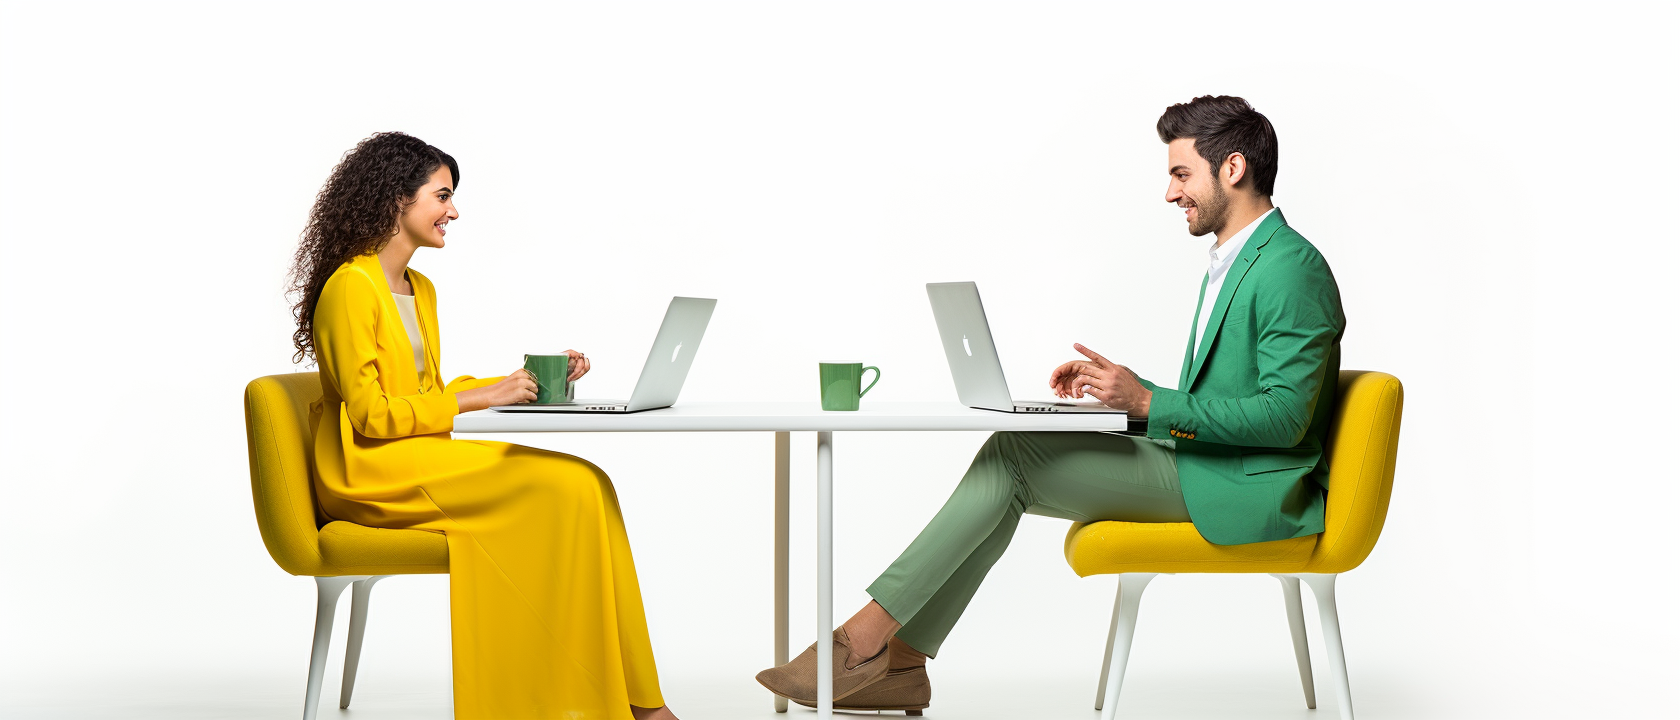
[523,355,540,391]
[520,355,547,396]
[859,366,881,398]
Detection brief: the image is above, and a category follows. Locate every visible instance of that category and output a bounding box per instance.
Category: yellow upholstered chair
[1064,370,1403,720]
[244,372,449,720]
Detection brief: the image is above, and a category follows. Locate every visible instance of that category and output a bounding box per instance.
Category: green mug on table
[523,354,577,404]
[819,362,881,411]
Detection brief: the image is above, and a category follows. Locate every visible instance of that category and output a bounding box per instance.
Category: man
[756,95,1345,714]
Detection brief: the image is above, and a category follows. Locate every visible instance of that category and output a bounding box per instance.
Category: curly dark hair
[287,132,459,363]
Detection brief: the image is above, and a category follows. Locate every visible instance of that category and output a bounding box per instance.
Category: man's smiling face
[1164,138,1229,238]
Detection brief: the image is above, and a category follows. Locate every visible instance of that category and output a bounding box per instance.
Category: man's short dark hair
[1157,96,1278,196]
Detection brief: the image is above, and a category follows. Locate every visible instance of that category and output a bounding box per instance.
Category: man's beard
[1187,181,1229,237]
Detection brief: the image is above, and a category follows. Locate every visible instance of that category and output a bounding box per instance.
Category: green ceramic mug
[523,354,577,404]
[819,363,881,411]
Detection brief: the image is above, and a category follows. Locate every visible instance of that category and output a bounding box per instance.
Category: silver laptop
[490,296,716,413]
[928,282,1125,415]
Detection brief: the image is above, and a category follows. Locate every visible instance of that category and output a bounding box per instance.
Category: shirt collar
[1207,207,1276,277]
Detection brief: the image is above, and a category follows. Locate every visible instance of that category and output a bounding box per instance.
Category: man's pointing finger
[1073,343,1113,368]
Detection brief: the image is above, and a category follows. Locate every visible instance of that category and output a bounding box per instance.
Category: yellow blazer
[308,252,500,522]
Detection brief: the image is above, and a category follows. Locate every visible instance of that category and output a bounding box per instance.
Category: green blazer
[1139,210,1345,545]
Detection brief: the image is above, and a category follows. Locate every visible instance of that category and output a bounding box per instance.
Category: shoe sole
[790,698,928,715]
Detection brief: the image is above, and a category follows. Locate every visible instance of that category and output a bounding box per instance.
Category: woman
[288,132,677,720]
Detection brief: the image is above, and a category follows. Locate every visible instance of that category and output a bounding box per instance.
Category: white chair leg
[1094,576,1123,710]
[340,576,386,709]
[1272,574,1317,709]
[1096,573,1156,720]
[305,576,361,720]
[1297,573,1354,719]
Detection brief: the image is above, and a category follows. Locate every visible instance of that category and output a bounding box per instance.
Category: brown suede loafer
[793,665,931,715]
[754,627,890,704]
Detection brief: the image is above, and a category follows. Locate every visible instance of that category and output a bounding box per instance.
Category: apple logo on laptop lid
[962,335,972,357]
[671,342,682,363]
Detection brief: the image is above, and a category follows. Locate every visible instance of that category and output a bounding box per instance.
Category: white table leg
[773,431,790,713]
[815,431,834,719]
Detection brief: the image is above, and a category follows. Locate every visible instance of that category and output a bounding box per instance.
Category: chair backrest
[1304,370,1404,573]
[244,372,331,576]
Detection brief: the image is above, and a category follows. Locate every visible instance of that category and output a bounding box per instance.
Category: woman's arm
[445,375,503,394]
[452,371,538,413]
[315,269,459,438]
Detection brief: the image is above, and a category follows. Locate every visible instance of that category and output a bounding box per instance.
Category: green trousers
[866,431,1188,657]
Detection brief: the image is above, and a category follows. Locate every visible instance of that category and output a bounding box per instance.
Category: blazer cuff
[418,392,459,435]
[1145,387,1189,440]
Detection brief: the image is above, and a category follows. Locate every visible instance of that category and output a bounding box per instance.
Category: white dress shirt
[1193,208,1276,361]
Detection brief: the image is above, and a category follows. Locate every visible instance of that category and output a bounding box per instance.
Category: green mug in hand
[523,354,577,404]
[819,363,881,411]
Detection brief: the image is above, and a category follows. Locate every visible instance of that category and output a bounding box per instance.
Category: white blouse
[390,292,427,376]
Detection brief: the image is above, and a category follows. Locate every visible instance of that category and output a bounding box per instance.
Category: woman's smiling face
[396,165,459,249]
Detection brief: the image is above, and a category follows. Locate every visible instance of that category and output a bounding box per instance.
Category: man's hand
[1048,343,1152,416]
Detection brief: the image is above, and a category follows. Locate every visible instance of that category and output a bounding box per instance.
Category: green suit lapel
[1178,276,1207,389]
[1185,210,1287,388]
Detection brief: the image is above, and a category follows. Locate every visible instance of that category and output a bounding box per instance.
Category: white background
[1,2,1675,719]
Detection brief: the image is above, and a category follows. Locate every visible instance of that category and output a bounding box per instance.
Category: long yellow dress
[309,252,663,719]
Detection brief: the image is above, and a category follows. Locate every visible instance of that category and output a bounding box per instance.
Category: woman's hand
[456,369,539,412]
[563,349,591,381]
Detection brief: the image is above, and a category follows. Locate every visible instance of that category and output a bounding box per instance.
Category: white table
[456,401,1134,718]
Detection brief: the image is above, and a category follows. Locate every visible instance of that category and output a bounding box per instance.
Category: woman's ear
[391,194,416,234]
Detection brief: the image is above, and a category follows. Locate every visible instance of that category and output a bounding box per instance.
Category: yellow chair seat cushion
[1064,521,1317,575]
[317,521,449,575]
